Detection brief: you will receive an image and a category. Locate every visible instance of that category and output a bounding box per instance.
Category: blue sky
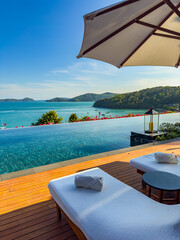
[0,0,179,99]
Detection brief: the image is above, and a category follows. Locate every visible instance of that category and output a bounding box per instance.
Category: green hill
[93,86,180,109]
[46,97,69,102]
[46,92,117,102]
[70,92,117,102]
[0,97,34,102]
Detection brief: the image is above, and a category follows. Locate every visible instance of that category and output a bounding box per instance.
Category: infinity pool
[0,113,179,174]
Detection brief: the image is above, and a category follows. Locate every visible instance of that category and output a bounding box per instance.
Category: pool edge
[1,138,180,181]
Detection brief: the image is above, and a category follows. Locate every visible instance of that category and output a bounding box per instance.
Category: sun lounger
[130,153,180,176]
[48,167,180,240]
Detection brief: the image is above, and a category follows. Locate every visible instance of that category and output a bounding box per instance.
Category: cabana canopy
[77,0,180,68]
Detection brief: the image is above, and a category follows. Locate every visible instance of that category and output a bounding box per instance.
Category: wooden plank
[0,200,53,222]
[0,141,179,239]
[0,207,57,233]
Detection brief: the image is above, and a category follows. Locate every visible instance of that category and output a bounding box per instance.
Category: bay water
[0,101,146,128]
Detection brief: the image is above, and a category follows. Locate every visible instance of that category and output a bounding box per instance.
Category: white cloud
[140,66,180,75]
[124,77,180,93]
[0,83,66,99]
[1,60,180,99]
[49,61,119,79]
[0,78,91,99]
[73,76,96,82]
[51,69,69,75]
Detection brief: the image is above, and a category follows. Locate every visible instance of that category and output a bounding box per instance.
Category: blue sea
[0,101,179,174]
[0,101,146,128]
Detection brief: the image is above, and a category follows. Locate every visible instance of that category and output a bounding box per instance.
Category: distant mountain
[93,86,180,109]
[46,92,117,102]
[46,97,70,102]
[0,97,34,102]
[70,92,117,102]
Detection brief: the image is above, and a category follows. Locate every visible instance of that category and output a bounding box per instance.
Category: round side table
[142,171,180,203]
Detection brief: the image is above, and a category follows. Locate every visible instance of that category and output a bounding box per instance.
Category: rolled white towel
[154,152,178,164]
[75,175,103,191]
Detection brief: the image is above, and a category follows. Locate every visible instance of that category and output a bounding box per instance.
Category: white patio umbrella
[77,0,180,68]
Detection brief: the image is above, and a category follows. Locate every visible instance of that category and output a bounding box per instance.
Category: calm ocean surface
[0,101,146,128]
[0,101,179,174]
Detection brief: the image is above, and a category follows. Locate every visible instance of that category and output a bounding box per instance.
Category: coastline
[1,110,179,130]
[0,101,146,128]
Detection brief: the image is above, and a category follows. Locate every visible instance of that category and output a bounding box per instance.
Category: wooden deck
[0,140,180,240]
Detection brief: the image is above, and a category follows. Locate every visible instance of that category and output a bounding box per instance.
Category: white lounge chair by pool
[48,168,180,240]
[130,153,180,177]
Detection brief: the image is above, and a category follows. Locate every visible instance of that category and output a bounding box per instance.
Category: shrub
[156,135,166,141]
[69,113,78,122]
[32,110,63,126]
[156,135,162,141]
[156,122,180,141]
[166,132,179,139]
[175,122,180,128]
[159,122,180,135]
[163,105,178,111]
[82,116,89,121]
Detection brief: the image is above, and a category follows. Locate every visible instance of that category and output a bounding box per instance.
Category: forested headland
[93,86,180,110]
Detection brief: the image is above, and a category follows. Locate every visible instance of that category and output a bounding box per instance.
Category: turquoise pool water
[0,113,179,174]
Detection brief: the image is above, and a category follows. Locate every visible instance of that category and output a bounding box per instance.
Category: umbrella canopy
[77,0,180,68]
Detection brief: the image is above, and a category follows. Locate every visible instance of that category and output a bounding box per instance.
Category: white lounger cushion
[130,153,180,177]
[48,168,180,240]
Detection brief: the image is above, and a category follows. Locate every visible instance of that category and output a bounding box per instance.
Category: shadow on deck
[0,160,178,240]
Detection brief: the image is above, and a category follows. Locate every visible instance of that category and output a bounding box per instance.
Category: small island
[46,98,69,102]
[46,92,117,102]
[0,97,34,102]
[93,86,180,110]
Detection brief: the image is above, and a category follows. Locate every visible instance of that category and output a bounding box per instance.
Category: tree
[93,86,180,109]
[32,110,63,126]
[69,113,78,122]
